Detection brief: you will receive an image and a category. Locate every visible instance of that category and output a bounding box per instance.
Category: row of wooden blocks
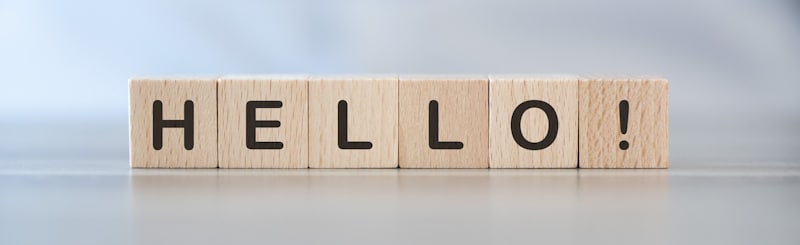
[129,75,668,169]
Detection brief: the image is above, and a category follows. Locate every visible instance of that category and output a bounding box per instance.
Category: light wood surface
[218,76,309,168]
[489,75,578,168]
[129,77,218,168]
[308,76,399,168]
[126,75,669,169]
[398,75,489,168]
[578,77,669,168]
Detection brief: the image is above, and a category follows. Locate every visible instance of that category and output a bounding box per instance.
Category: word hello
[129,75,668,169]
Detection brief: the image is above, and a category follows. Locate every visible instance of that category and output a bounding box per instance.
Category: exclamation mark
[619,100,629,150]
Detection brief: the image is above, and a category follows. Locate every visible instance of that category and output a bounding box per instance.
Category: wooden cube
[308,76,399,168]
[489,75,578,168]
[129,77,218,168]
[217,75,309,168]
[398,75,489,168]
[579,77,669,168]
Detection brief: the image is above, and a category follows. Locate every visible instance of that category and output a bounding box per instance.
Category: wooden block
[129,77,218,168]
[308,76,398,168]
[217,75,309,168]
[398,75,489,168]
[489,75,578,168]
[579,77,669,168]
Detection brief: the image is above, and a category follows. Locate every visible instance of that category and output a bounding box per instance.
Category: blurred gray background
[1,0,799,162]
[2,2,800,245]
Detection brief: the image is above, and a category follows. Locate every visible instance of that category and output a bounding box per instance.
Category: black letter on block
[153,100,194,150]
[428,100,463,149]
[246,101,284,149]
[510,100,558,150]
[337,100,372,149]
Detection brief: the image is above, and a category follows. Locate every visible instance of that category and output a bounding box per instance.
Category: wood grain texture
[578,77,669,168]
[399,75,489,168]
[489,75,578,168]
[218,76,309,168]
[308,75,398,168]
[129,77,218,168]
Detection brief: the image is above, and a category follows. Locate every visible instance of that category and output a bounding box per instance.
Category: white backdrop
[1,0,798,162]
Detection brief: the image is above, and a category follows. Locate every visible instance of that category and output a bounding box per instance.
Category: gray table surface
[1,159,798,245]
